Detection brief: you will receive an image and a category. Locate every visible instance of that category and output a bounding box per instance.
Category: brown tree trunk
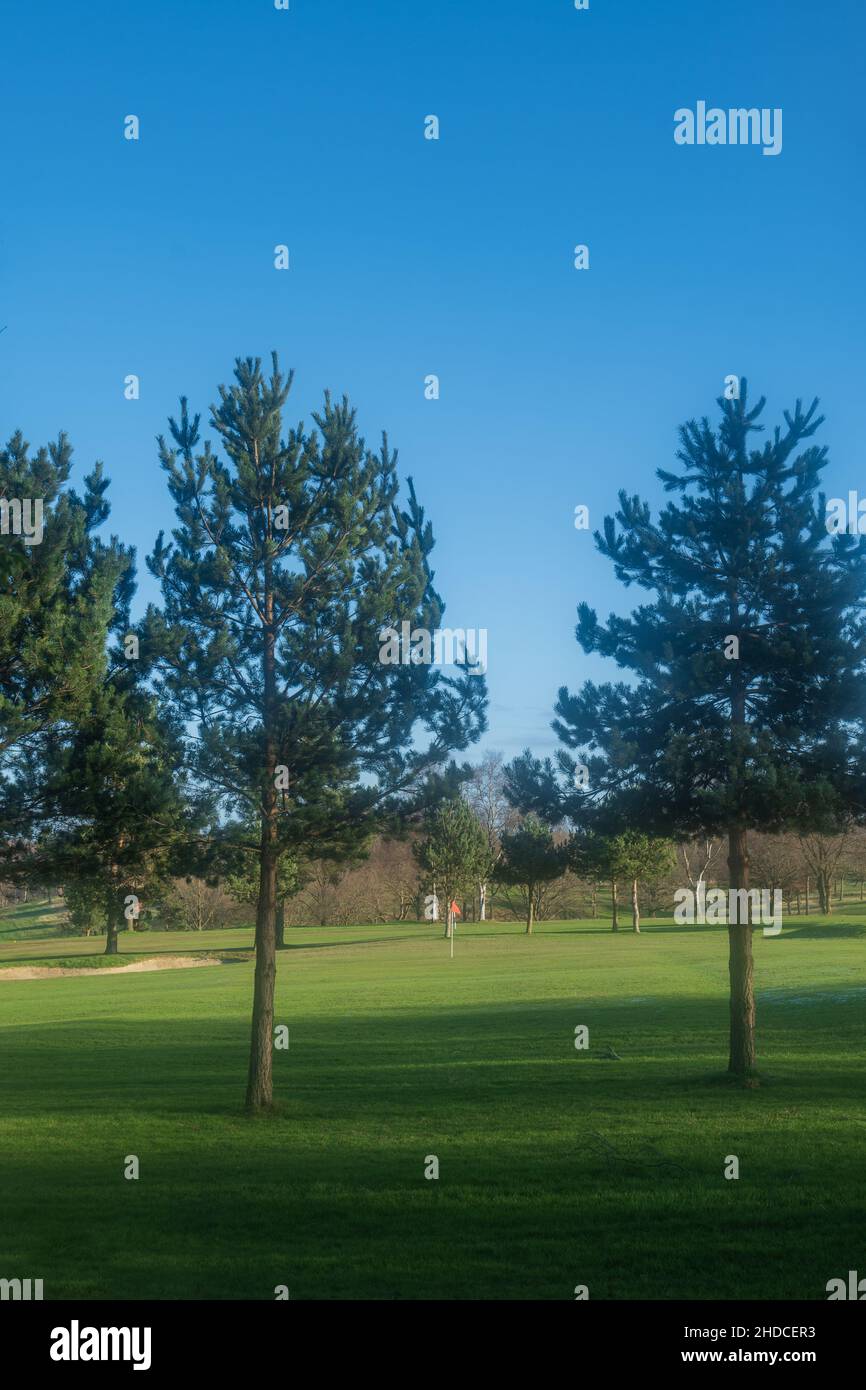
[611,879,619,932]
[526,892,534,935]
[727,827,756,1079]
[818,871,830,915]
[631,877,640,933]
[246,603,279,1112]
[104,872,122,955]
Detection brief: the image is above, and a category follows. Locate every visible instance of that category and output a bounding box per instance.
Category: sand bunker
[0,955,225,980]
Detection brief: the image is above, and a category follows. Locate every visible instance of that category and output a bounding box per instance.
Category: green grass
[0,913,864,1300]
[0,899,69,942]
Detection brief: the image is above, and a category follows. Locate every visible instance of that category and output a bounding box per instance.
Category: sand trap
[0,955,226,980]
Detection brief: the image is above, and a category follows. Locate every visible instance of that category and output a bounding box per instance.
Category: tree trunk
[246,602,279,1112]
[818,871,830,915]
[479,881,486,921]
[247,822,277,1110]
[805,875,810,915]
[611,878,619,932]
[631,877,640,932]
[727,827,756,1079]
[275,900,286,950]
[526,892,534,935]
[104,875,122,955]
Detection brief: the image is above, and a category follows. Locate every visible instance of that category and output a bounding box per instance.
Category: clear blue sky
[2,0,864,760]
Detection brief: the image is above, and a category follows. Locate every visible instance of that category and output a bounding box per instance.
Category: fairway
[2,916,864,1300]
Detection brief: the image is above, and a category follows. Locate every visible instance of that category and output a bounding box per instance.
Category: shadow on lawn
[783,924,866,939]
[3,980,865,1122]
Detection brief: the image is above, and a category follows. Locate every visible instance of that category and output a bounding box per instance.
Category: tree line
[3,364,865,1098]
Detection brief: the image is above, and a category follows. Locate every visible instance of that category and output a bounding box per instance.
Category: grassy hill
[0,899,69,944]
[0,913,863,1299]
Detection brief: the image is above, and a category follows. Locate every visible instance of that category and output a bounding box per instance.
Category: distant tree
[495,815,567,934]
[679,836,723,896]
[415,798,489,937]
[747,832,802,910]
[38,681,193,954]
[161,876,237,932]
[571,832,623,931]
[63,877,107,937]
[463,751,519,918]
[842,827,866,904]
[223,843,303,947]
[606,830,676,933]
[798,829,849,915]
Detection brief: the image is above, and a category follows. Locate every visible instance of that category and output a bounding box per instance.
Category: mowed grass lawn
[1,911,864,1300]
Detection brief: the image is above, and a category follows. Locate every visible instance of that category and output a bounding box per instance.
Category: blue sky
[2,0,864,760]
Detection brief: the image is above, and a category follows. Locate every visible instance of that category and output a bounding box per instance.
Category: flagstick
[450,913,454,959]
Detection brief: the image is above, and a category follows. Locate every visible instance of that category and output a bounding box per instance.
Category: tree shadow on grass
[783,924,866,939]
[3,978,865,1123]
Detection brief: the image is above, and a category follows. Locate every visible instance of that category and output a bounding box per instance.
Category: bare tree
[679,837,723,893]
[463,751,519,920]
[167,877,237,931]
[798,831,849,915]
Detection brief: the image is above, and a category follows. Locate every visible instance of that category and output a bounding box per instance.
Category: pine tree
[144,355,487,1109]
[554,383,866,1077]
[0,430,132,846]
[38,677,193,954]
[495,815,566,934]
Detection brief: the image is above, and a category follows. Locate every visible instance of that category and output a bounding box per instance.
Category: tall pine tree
[143,355,487,1110]
[553,384,866,1078]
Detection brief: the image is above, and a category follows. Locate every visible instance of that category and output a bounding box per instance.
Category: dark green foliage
[63,876,107,937]
[36,679,195,953]
[142,355,487,1105]
[554,385,866,837]
[0,430,133,844]
[494,815,567,932]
